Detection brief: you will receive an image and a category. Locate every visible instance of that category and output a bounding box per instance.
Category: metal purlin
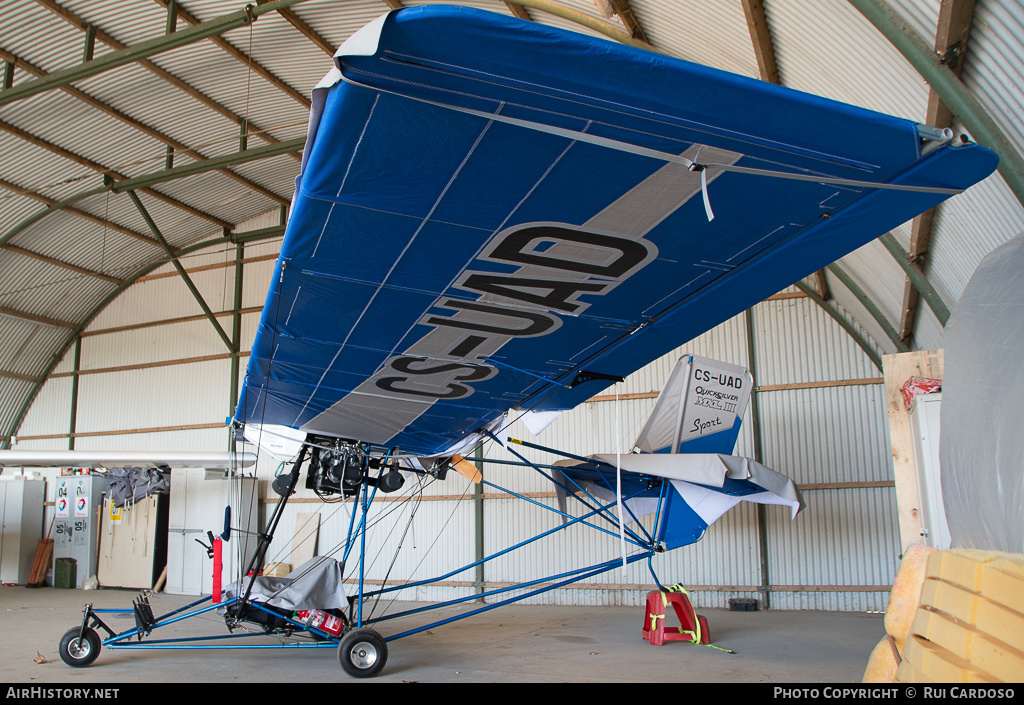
[0,0,315,108]
[0,223,284,449]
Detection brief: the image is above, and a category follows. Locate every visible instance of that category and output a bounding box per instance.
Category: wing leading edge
[234,6,997,459]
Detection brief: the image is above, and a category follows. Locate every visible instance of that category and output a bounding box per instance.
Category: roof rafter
[741,0,780,84]
[505,0,656,52]
[610,1,648,43]
[811,270,830,301]
[503,2,532,21]
[0,304,76,330]
[0,370,37,384]
[1,224,285,450]
[741,0,829,302]
[3,244,123,285]
[255,0,336,55]
[0,0,311,109]
[31,0,302,162]
[850,0,1024,207]
[0,174,150,244]
[1,136,305,250]
[898,0,977,346]
[0,46,288,207]
[0,116,230,231]
[151,0,311,110]
[592,0,649,43]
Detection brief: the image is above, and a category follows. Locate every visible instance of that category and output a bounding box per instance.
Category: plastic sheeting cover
[224,556,347,611]
[940,232,1024,553]
[556,452,803,549]
[106,467,169,508]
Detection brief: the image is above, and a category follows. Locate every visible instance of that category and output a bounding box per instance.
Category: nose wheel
[338,628,388,678]
[58,627,101,668]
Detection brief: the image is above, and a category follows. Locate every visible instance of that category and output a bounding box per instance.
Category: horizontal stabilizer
[559,452,803,550]
[590,453,803,518]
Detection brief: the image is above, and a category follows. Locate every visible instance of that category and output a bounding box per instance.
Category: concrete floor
[0,584,881,684]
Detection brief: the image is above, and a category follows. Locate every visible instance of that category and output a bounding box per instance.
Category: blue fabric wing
[235,6,998,457]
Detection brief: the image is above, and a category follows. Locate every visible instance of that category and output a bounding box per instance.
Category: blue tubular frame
[361,480,656,604]
[88,596,342,653]
[380,551,655,642]
[340,443,670,642]
[494,434,660,546]
[67,438,672,664]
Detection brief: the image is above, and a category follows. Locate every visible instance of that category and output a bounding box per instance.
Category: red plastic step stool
[642,589,710,646]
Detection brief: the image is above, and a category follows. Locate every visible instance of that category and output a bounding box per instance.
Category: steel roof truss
[152,0,311,109]
[1,226,282,450]
[880,232,951,327]
[1,0,313,109]
[1,46,287,208]
[898,0,977,346]
[127,189,234,353]
[827,263,910,354]
[1,137,303,249]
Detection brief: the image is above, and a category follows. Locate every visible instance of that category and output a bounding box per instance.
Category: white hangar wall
[12,211,899,612]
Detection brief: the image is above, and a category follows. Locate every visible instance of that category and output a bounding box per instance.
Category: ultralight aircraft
[0,5,998,678]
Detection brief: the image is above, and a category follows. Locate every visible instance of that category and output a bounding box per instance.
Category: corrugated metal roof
[2,0,1023,448]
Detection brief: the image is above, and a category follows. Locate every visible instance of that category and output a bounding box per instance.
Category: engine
[306,441,404,497]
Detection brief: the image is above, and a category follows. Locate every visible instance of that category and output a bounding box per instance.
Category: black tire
[58,627,101,668]
[338,628,387,678]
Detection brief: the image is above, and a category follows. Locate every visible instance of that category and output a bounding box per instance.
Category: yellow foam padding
[926,549,1024,612]
[885,544,936,643]
[974,589,1024,654]
[926,549,999,591]
[862,637,900,683]
[897,634,1000,683]
[993,555,1024,579]
[980,558,1024,610]
[893,658,930,684]
[907,549,1024,682]
[919,577,978,623]
[920,579,1024,653]
[971,632,1024,682]
[913,607,1024,682]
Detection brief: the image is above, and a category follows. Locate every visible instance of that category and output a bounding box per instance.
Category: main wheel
[58,627,101,668]
[338,628,387,678]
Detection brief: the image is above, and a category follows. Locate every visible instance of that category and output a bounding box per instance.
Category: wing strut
[615,388,626,576]
[238,445,308,607]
